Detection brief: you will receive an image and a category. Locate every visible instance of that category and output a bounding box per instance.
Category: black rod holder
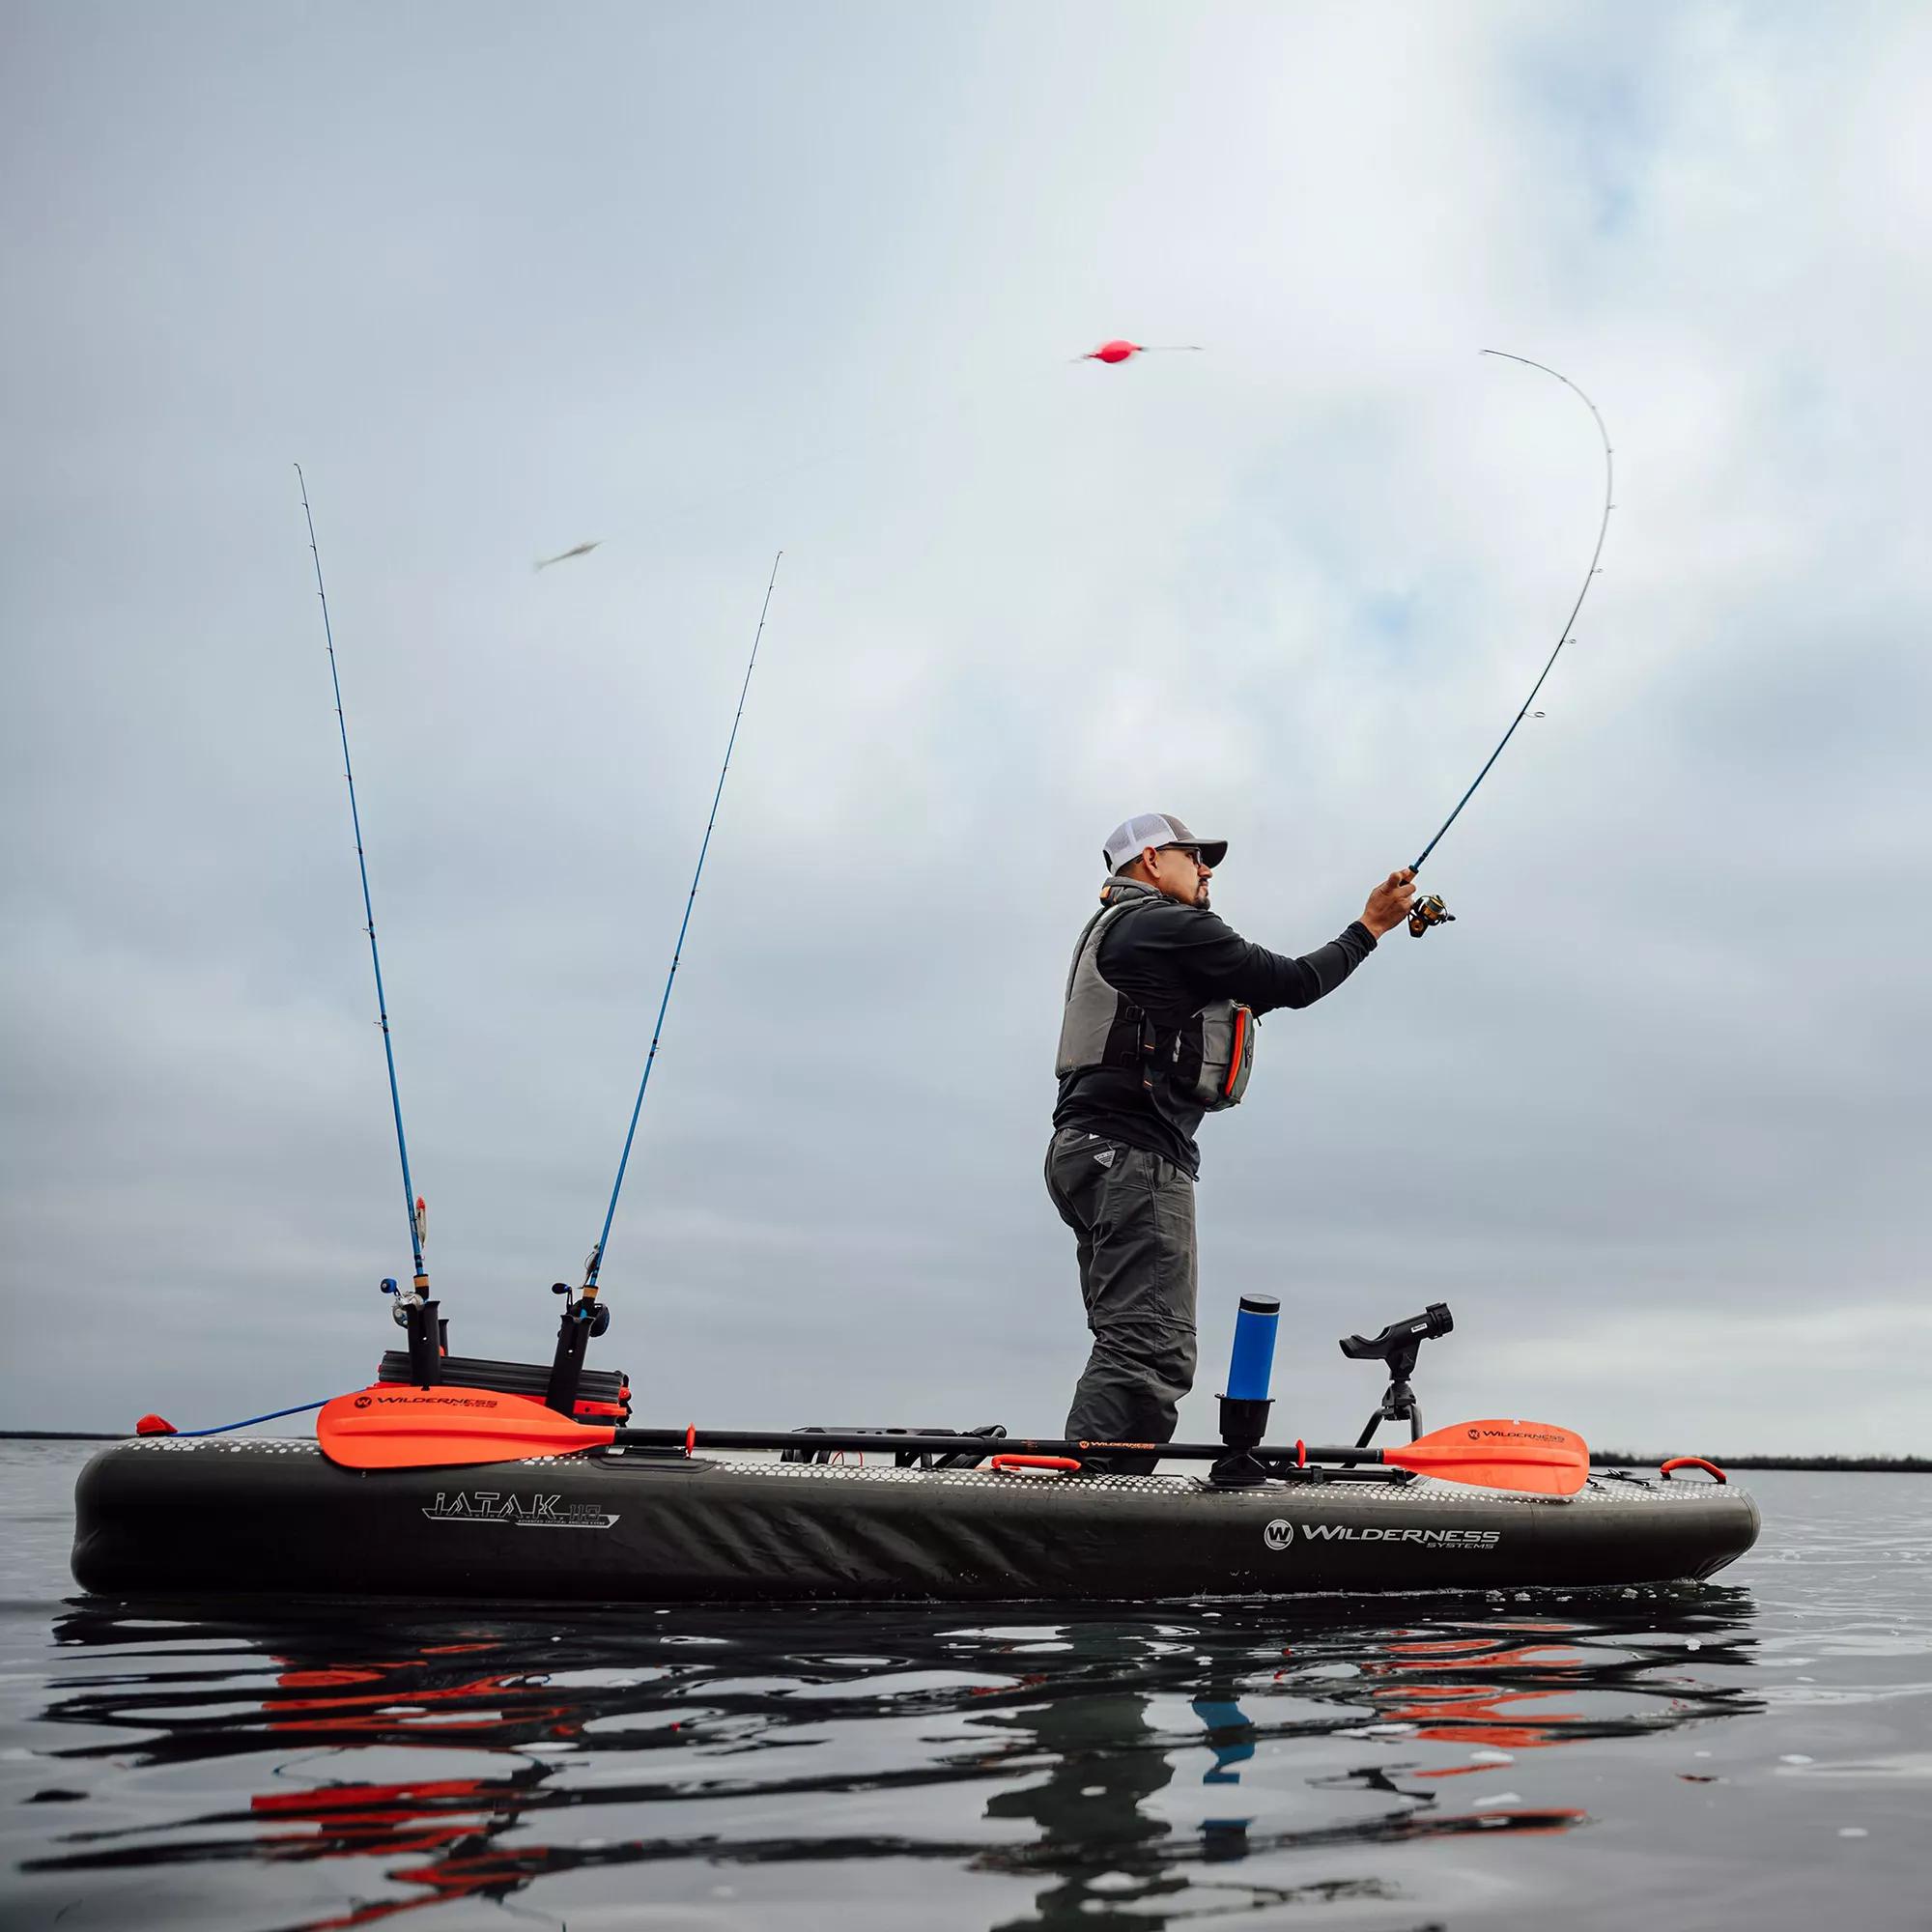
[545,1300,591,1417]
[404,1299,441,1387]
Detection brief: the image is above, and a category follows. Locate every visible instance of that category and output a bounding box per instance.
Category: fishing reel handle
[551,1283,610,1337]
[1407,893,1455,938]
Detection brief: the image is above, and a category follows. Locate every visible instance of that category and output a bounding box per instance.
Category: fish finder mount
[1341,1301,1453,1445]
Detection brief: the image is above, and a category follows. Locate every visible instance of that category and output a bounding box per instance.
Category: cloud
[2,2,1926,1456]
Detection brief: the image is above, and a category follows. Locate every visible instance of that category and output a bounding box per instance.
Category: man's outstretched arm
[1176,868,1418,1014]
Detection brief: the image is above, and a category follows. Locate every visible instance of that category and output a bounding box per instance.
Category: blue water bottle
[1227,1293,1279,1401]
[1214,1293,1280,1486]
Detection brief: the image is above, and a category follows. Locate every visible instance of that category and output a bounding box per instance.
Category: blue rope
[174,1399,331,1438]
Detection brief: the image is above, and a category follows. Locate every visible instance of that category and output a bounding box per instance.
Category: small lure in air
[535,540,602,571]
[1077,339,1204,365]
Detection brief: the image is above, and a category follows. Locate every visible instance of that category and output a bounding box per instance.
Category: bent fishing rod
[545,551,784,1413]
[1404,353,1614,938]
[295,468,432,1326]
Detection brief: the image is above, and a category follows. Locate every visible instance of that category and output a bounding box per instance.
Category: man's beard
[1193,882,1211,911]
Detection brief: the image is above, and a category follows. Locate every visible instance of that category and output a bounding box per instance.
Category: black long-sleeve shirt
[1052,895,1377,1176]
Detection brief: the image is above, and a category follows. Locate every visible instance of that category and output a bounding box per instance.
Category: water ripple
[7,1461,1930,1930]
[11,1590,1761,1928]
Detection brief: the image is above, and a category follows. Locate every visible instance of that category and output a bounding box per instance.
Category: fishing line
[1404,352,1614,936]
[295,466,428,1288]
[535,341,1132,567]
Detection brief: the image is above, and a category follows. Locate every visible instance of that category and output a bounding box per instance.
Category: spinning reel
[1406,893,1455,939]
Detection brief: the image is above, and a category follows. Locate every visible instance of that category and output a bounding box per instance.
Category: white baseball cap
[1102,812,1228,873]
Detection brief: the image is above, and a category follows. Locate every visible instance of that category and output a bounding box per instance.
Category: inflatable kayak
[71,1435,1757,1604]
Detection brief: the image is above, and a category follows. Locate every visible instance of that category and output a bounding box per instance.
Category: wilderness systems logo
[357,1392,503,1411]
[1262,1520,1500,1551]
[424,1491,620,1530]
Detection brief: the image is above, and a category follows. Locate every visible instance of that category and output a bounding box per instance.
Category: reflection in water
[24,1590,1760,1929]
[981,1675,1188,1927]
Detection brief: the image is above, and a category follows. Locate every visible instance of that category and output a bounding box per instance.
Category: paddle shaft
[321,1393,1583,1490]
[606,1427,1378,1465]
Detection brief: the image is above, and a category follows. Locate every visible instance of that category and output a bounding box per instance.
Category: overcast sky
[3,1,1927,1454]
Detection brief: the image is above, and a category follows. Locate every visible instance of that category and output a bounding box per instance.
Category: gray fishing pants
[1045,1126,1199,1474]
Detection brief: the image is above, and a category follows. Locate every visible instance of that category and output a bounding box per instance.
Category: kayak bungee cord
[133,1398,333,1437]
[1404,352,1615,937]
[545,551,785,1414]
[294,466,433,1341]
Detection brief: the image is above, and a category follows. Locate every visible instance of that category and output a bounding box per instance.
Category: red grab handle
[1660,1456,1727,1483]
[989,1454,1081,1475]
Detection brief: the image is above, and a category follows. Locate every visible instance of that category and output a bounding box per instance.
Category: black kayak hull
[71,1438,1759,1604]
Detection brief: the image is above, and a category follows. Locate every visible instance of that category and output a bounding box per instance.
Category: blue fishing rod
[1403,352,1614,938]
[295,466,440,1378]
[545,551,785,1414]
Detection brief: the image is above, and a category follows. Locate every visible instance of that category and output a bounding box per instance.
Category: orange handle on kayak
[1660,1457,1726,1483]
[989,1455,1081,1475]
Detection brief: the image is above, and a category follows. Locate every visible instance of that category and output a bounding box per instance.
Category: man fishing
[1049,812,1416,1472]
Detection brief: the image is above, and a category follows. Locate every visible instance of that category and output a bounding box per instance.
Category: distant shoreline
[1592,1453,1929,1473]
[3,1431,126,1441]
[3,1430,1927,1471]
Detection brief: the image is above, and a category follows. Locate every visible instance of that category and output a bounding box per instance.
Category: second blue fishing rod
[545,552,785,1412]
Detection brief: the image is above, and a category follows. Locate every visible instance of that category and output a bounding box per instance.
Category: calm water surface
[3,1443,1928,1931]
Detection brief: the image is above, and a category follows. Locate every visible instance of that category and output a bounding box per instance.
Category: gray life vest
[1055,883,1256,1113]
